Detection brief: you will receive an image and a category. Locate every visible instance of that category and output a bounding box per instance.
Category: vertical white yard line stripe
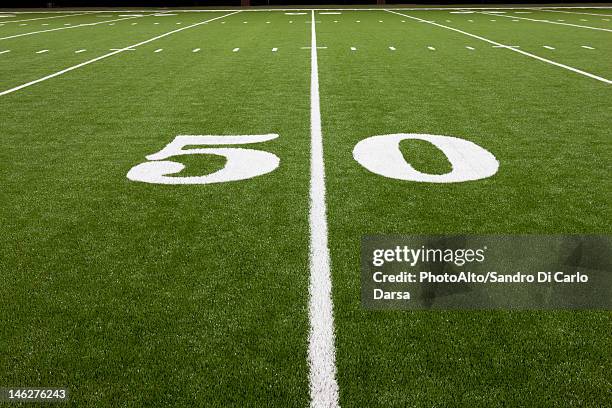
[0,14,151,41]
[0,12,93,24]
[479,11,612,32]
[308,9,340,408]
[385,10,612,85]
[0,11,241,97]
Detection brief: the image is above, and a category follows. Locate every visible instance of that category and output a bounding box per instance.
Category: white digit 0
[353,133,499,183]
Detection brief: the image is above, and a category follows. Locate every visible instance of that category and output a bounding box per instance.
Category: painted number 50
[127,133,498,185]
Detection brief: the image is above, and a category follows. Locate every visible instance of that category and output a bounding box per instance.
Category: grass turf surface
[1,7,611,407]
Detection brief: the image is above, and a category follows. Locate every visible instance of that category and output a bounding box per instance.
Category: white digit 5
[127,134,280,185]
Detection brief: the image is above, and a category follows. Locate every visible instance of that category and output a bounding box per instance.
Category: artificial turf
[1,6,610,407]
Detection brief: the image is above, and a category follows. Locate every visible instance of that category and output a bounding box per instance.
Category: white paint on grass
[154,48,163,53]
[540,9,612,17]
[0,50,10,55]
[581,45,595,49]
[0,11,241,97]
[319,12,341,15]
[428,46,436,50]
[466,46,475,50]
[307,10,339,408]
[385,9,612,84]
[75,49,86,53]
[543,45,555,50]
[350,46,356,51]
[192,48,201,52]
[127,134,280,185]
[389,46,396,51]
[233,47,240,52]
[479,10,612,32]
[36,49,49,54]
[353,134,499,183]
[0,13,90,24]
[285,12,306,15]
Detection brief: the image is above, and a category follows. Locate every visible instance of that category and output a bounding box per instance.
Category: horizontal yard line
[0,12,92,23]
[479,11,612,32]
[386,9,612,85]
[540,9,612,17]
[0,14,151,41]
[6,7,612,13]
[0,11,240,97]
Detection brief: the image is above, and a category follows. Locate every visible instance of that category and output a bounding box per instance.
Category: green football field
[1,6,611,407]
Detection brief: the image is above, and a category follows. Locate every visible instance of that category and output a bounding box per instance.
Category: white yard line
[0,11,241,97]
[386,10,611,85]
[308,9,340,408]
[539,9,612,17]
[0,12,93,23]
[3,7,612,13]
[479,11,612,32]
[0,14,152,41]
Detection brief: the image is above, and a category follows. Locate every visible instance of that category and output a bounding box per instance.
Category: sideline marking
[3,7,612,13]
[540,9,612,17]
[386,10,611,85]
[0,11,241,97]
[0,14,150,41]
[308,9,340,408]
[479,10,612,32]
[0,13,92,23]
